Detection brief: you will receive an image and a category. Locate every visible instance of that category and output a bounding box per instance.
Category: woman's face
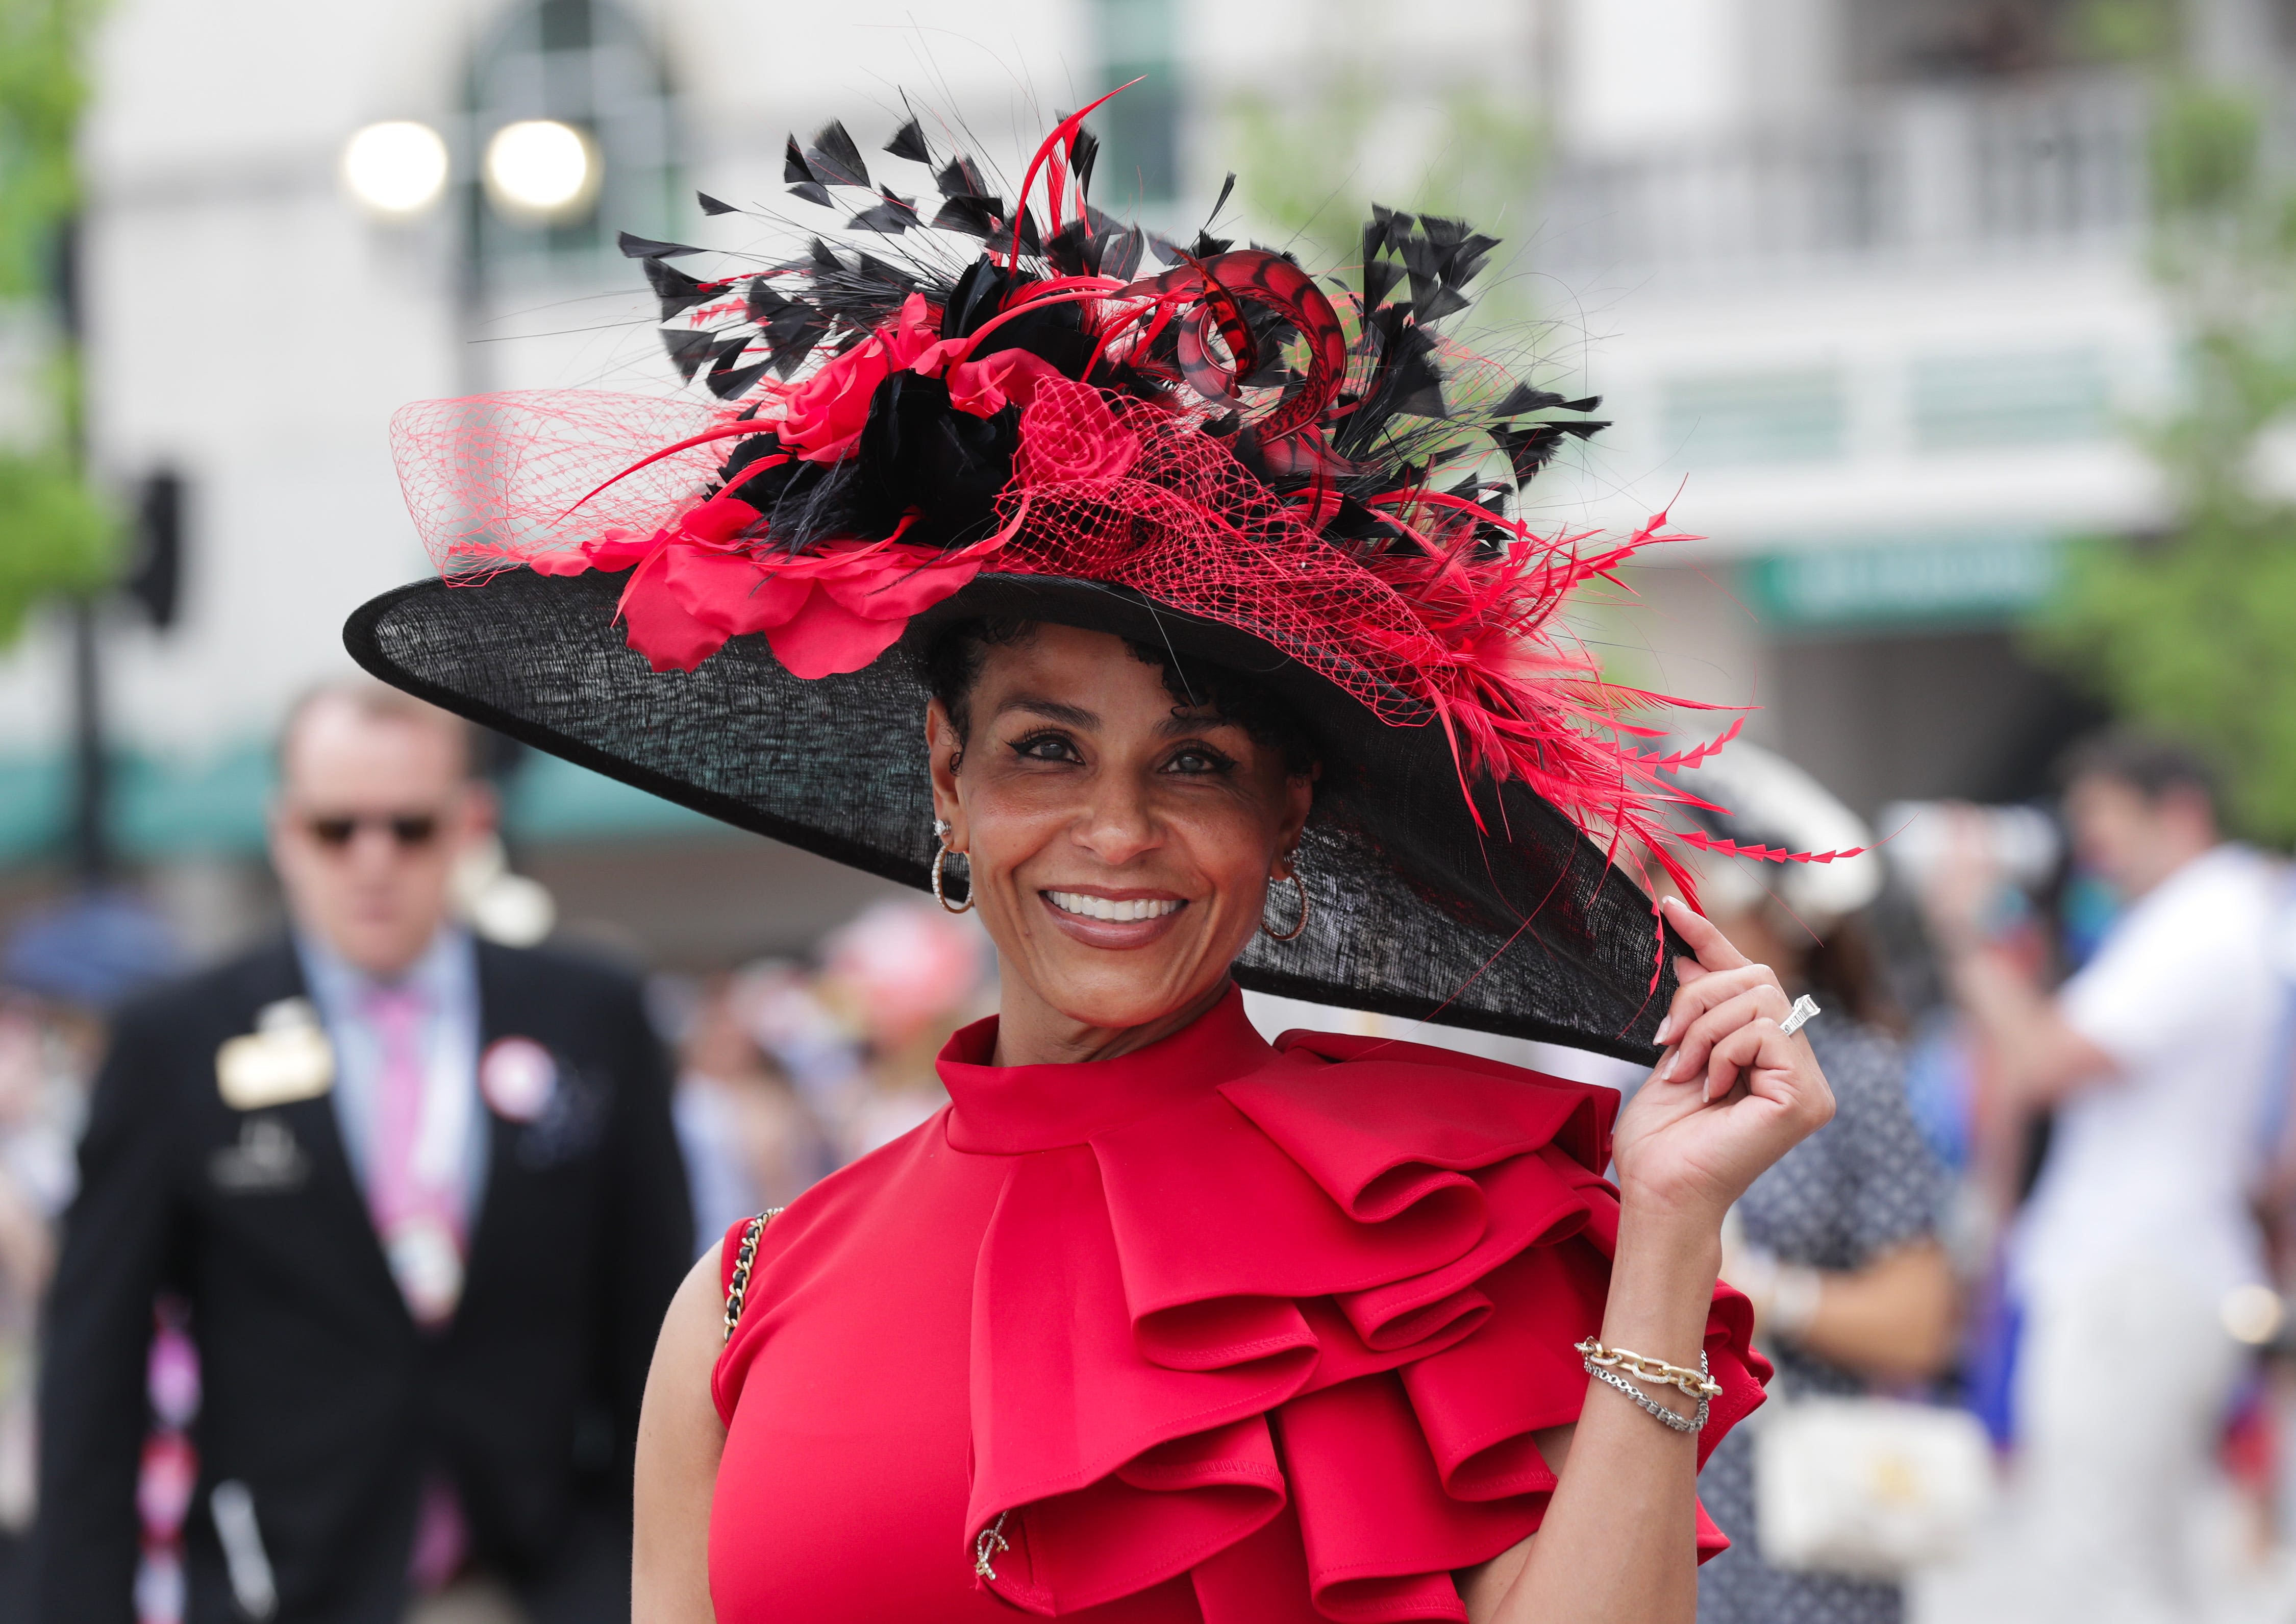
[927,624,1314,1037]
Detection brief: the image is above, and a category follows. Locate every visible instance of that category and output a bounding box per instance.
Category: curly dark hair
[922,617,1320,778]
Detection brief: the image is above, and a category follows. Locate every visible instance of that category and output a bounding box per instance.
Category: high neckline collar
[939,983,1273,1154]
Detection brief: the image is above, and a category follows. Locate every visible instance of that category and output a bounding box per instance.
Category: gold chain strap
[721,1208,785,1345]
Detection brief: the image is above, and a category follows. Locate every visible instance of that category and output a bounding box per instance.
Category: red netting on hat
[392,390,718,576]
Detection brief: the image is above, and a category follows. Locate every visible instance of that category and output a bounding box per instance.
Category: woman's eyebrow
[1158,710,1241,737]
[995,694,1098,729]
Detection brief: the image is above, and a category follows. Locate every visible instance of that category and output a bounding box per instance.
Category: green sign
[1742,533,2062,629]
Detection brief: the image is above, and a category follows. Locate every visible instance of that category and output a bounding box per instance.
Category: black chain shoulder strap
[721,1208,784,1345]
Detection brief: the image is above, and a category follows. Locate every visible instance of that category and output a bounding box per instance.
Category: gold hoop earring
[931,829,975,915]
[1262,870,1309,942]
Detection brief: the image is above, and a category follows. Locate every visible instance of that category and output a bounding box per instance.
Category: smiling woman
[348,96,1839,1624]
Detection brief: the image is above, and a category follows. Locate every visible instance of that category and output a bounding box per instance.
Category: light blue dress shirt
[295,927,489,1229]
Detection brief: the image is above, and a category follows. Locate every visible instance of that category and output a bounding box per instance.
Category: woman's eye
[1165,747,1233,776]
[1011,733,1079,762]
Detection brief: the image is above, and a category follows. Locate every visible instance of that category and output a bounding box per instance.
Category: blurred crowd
[653,900,994,1252]
[5,690,2296,1624]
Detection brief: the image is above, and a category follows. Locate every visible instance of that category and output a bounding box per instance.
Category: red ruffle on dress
[710,987,1767,1622]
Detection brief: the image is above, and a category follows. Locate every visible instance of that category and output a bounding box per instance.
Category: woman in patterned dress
[1671,744,1959,1624]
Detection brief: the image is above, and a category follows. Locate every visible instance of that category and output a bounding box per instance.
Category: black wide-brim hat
[348,567,1680,1062]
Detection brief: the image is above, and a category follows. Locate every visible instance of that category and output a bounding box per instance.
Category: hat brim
[346,569,1679,1062]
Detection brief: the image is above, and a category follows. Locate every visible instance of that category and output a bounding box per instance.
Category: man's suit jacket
[34,938,694,1624]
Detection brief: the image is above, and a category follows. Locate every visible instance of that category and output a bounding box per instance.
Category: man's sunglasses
[305,813,441,850]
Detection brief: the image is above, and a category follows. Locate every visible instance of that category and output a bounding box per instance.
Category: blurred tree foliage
[2034,3,2296,837]
[0,0,114,650]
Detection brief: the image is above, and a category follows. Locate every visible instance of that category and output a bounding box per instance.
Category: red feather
[1677,830,1868,866]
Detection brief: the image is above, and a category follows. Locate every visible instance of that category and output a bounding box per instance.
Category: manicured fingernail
[1655,1016,1674,1043]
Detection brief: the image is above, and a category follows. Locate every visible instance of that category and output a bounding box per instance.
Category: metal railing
[1536,72,2150,278]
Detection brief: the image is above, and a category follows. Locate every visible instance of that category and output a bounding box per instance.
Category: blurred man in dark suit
[35,681,692,1624]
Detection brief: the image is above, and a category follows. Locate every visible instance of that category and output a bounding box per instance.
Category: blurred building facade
[0,0,2278,959]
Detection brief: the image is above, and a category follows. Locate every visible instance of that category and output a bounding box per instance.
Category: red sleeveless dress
[709,987,1766,1621]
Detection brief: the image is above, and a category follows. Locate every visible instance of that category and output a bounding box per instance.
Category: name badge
[216,998,336,1111]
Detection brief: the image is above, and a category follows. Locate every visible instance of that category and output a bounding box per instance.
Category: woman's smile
[1040,887,1189,947]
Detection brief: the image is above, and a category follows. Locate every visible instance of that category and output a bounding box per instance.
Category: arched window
[465,0,679,284]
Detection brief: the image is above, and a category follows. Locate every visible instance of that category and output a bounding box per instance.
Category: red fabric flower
[666,536,990,678]
[1012,379,1141,485]
[775,293,942,462]
[582,518,988,677]
[943,347,1064,417]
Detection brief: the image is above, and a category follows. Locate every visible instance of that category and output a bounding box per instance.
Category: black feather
[1098,225,1144,282]
[848,192,918,234]
[745,277,791,322]
[1417,284,1470,322]
[1492,383,1566,417]
[619,231,702,259]
[851,252,917,293]
[1448,232,1501,287]
[660,327,717,382]
[1493,423,1565,481]
[1384,327,1449,420]
[1046,218,1092,278]
[784,137,817,186]
[1205,171,1236,227]
[1190,176,1236,258]
[941,259,1010,340]
[1370,204,1415,253]
[885,117,931,164]
[696,191,737,216]
[762,303,828,377]
[935,154,988,198]
[848,372,1021,550]
[1388,380,1449,420]
[1419,214,1470,250]
[787,181,833,209]
[707,348,770,400]
[1362,257,1402,309]
[643,258,717,319]
[805,120,872,190]
[1070,125,1100,199]
[932,195,1004,238]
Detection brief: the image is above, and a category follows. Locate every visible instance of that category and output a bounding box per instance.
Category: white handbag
[1754,1392,1995,1579]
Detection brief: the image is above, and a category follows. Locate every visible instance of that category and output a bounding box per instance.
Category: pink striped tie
[363,985,470,1591]
[362,985,466,1328]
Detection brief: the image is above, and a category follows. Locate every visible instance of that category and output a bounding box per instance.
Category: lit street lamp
[482,119,598,220]
[340,120,450,217]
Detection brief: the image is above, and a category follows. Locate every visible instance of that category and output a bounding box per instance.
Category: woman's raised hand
[1609,896,1836,1227]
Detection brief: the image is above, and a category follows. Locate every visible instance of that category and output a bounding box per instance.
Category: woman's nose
[1072,772,1159,865]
